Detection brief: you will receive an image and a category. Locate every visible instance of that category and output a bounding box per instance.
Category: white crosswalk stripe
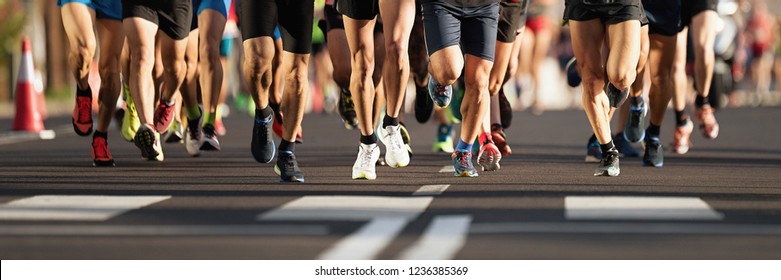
[0,195,170,221]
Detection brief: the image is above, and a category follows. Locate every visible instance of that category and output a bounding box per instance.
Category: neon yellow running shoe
[121,84,140,142]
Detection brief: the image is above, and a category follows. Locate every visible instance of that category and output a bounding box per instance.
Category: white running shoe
[379,125,410,168]
[184,113,204,157]
[352,143,380,180]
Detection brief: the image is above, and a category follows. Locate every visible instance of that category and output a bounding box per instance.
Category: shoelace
[93,138,110,158]
[603,151,618,166]
[188,123,200,140]
[77,97,91,122]
[360,147,375,168]
[434,83,448,95]
[282,155,298,170]
[155,104,172,127]
[386,127,404,150]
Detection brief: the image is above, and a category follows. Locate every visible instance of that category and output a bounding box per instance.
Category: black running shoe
[252,114,276,163]
[498,90,513,129]
[338,88,359,129]
[643,136,664,167]
[275,151,305,182]
[594,147,620,176]
[613,133,639,158]
[606,83,629,108]
[414,83,434,123]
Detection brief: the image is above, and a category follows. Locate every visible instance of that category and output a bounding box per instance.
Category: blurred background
[1,0,780,119]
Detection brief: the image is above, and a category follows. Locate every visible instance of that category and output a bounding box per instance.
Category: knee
[72,40,97,63]
[131,48,155,71]
[245,59,272,89]
[650,69,671,87]
[607,69,634,90]
[287,57,309,93]
[429,64,460,86]
[580,65,605,91]
[164,60,186,80]
[385,40,408,67]
[351,50,375,83]
[200,43,221,65]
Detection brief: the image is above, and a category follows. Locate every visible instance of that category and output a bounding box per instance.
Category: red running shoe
[72,91,93,136]
[91,135,115,167]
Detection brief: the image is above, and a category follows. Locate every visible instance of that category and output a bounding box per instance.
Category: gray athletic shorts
[422,0,500,61]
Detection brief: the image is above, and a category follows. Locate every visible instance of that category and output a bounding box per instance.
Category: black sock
[646,123,661,138]
[93,130,107,139]
[279,140,295,152]
[382,115,399,128]
[589,134,597,143]
[675,110,687,126]
[630,95,642,106]
[695,95,709,108]
[600,140,615,155]
[269,103,282,120]
[360,133,377,145]
[256,106,273,120]
[77,85,91,97]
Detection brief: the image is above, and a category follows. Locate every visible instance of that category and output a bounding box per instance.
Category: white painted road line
[319,217,408,260]
[470,222,781,235]
[565,196,724,220]
[413,184,451,196]
[398,215,473,260]
[258,196,433,221]
[0,195,171,221]
[258,196,434,260]
[439,165,455,173]
[0,225,328,236]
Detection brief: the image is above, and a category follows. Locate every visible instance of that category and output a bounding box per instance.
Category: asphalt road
[0,106,779,259]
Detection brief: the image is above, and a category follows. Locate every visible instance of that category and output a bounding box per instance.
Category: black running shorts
[324,2,383,33]
[236,0,314,54]
[563,0,648,25]
[422,0,500,61]
[122,0,193,40]
[643,0,681,36]
[497,0,528,43]
[336,0,379,21]
[681,0,717,28]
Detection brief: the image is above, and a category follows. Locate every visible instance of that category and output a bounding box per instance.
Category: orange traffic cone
[11,37,55,140]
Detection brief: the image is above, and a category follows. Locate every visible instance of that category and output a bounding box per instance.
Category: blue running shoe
[252,113,275,163]
[606,83,629,108]
[613,133,639,158]
[565,57,581,87]
[643,136,664,167]
[585,138,602,163]
[594,147,620,176]
[450,87,464,122]
[452,149,478,177]
[623,96,647,143]
[428,75,453,108]
[274,151,305,182]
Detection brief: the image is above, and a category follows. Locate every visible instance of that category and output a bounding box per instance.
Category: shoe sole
[165,133,183,143]
[454,171,478,177]
[200,140,221,151]
[134,129,161,161]
[477,153,501,171]
[93,160,115,167]
[273,165,305,182]
[594,165,620,176]
[72,119,93,136]
[643,161,664,167]
[352,172,377,180]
